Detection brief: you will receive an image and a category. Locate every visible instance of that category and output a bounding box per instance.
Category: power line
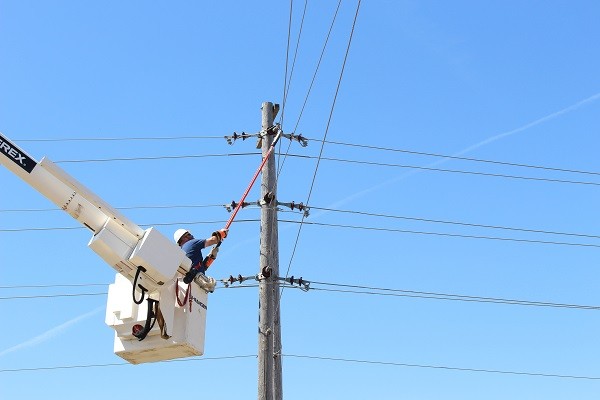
[3,217,599,248]
[303,0,359,206]
[278,0,294,130]
[11,148,598,187]
[249,133,600,179]
[284,154,600,187]
[3,202,598,242]
[0,355,257,373]
[54,152,259,164]
[0,283,106,289]
[223,278,598,311]
[14,134,600,178]
[283,0,361,285]
[283,0,309,125]
[278,219,600,248]
[0,285,263,299]
[308,281,600,310]
[0,204,224,213]
[0,219,259,233]
[14,135,224,142]
[0,293,105,300]
[2,352,595,381]
[0,226,83,232]
[309,206,600,240]
[283,354,600,381]
[46,151,596,186]
[276,0,342,179]
[6,277,594,311]
[318,139,600,177]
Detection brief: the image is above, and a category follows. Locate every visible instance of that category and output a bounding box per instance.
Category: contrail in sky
[0,306,104,357]
[455,92,600,157]
[322,91,600,210]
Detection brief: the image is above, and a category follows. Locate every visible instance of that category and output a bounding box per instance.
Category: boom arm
[0,132,188,293]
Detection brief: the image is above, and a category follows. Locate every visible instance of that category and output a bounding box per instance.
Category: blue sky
[1,1,600,399]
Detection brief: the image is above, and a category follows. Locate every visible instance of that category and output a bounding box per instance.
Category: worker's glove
[209,246,219,259]
[212,229,228,242]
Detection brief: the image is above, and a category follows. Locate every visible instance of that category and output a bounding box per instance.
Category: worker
[173,228,228,290]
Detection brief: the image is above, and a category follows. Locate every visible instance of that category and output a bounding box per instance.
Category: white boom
[0,132,208,364]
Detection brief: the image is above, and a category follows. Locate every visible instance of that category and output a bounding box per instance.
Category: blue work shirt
[181,238,207,273]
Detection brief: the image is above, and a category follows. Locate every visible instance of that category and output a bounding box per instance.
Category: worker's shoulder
[182,237,206,250]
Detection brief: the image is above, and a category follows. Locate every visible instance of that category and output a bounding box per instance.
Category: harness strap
[175,278,192,312]
[156,303,170,339]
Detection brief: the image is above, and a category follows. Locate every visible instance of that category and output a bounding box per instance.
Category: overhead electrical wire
[27,151,597,186]
[284,154,600,187]
[54,152,259,164]
[317,138,600,177]
[0,355,258,373]
[311,286,598,310]
[276,0,342,179]
[1,353,597,381]
[0,283,106,289]
[278,219,600,248]
[10,138,599,186]
[274,2,360,364]
[307,281,600,310]
[11,133,600,179]
[14,135,224,142]
[3,203,599,242]
[3,211,600,248]
[0,293,105,300]
[278,0,295,130]
[276,0,309,178]
[0,219,260,233]
[276,0,342,310]
[0,204,224,213]
[282,0,309,124]
[5,276,595,311]
[307,206,600,240]
[0,226,83,232]
[284,0,362,286]
[282,354,600,381]
[11,132,600,178]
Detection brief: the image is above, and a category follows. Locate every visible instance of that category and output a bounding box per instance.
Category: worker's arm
[205,235,220,247]
[205,229,228,247]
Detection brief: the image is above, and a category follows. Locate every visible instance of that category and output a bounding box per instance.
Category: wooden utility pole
[258,101,282,400]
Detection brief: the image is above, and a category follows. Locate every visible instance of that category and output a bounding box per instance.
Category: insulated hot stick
[192,129,283,279]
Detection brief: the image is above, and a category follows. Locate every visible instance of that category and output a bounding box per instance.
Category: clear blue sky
[2,1,600,399]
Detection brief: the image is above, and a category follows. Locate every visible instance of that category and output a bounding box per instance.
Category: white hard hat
[173,228,189,244]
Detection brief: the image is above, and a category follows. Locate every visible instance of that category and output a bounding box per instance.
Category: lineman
[173,228,228,291]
